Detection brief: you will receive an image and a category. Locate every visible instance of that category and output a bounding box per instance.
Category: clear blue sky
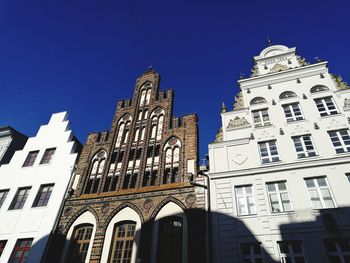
[1,0,350,159]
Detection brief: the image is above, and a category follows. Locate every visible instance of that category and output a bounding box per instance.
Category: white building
[208,44,350,263]
[0,112,80,263]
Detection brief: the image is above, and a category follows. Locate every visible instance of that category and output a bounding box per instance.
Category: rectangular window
[258,140,280,163]
[324,238,350,263]
[305,177,335,209]
[0,240,7,257]
[314,97,339,116]
[241,243,263,263]
[283,103,304,122]
[0,189,9,208]
[347,173,350,183]
[235,185,256,216]
[22,150,39,167]
[292,135,317,158]
[9,187,31,210]
[32,184,54,207]
[10,238,33,263]
[328,129,350,154]
[266,181,293,213]
[40,148,56,164]
[278,241,306,263]
[252,109,271,128]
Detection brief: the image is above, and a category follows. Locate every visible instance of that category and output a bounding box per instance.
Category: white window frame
[314,97,339,116]
[266,181,293,213]
[252,109,271,128]
[305,177,336,209]
[328,129,350,154]
[282,103,304,122]
[324,238,350,263]
[235,185,256,216]
[241,243,263,263]
[292,135,317,158]
[258,140,280,164]
[278,241,306,263]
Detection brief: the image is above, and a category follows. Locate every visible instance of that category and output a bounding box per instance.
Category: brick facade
[51,68,206,263]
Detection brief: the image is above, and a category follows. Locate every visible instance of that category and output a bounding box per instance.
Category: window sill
[254,124,274,130]
[269,211,295,216]
[295,155,320,161]
[261,160,282,166]
[286,119,307,125]
[30,206,48,210]
[318,113,343,119]
[236,213,258,218]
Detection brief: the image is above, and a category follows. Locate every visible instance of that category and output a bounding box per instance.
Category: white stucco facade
[0,112,80,263]
[209,45,350,263]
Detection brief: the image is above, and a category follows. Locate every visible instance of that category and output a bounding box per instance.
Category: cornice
[238,62,328,89]
[209,154,350,180]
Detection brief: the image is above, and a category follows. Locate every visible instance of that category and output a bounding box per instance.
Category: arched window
[108,221,136,263]
[139,82,152,106]
[115,115,132,148]
[250,97,267,105]
[310,85,329,93]
[163,138,181,184]
[84,151,106,194]
[157,217,183,263]
[68,224,94,263]
[279,91,297,99]
[150,108,165,141]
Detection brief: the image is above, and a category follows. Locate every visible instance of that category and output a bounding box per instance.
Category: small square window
[304,177,335,209]
[292,135,317,158]
[314,97,339,117]
[9,187,31,210]
[266,181,293,213]
[241,242,263,263]
[40,148,56,164]
[32,184,54,207]
[258,140,280,163]
[10,238,33,262]
[235,185,256,216]
[328,129,350,154]
[0,189,9,209]
[22,151,39,167]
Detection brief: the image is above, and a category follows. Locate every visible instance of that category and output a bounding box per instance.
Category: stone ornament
[232,154,248,165]
[64,207,73,217]
[185,194,196,205]
[270,63,288,73]
[343,98,350,111]
[331,74,350,90]
[143,199,154,212]
[215,127,223,142]
[226,116,251,130]
[101,204,109,214]
[233,92,244,110]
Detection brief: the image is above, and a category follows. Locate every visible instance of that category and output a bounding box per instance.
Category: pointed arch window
[279,91,297,99]
[310,85,329,93]
[157,216,183,263]
[163,138,181,184]
[139,82,153,106]
[108,221,136,263]
[68,224,94,263]
[150,108,165,141]
[84,151,106,194]
[115,115,133,148]
[250,97,267,105]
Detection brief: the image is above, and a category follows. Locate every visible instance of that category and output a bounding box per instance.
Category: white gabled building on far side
[209,44,350,263]
[0,112,81,263]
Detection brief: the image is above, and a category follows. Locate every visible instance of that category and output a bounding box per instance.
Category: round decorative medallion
[185,194,196,205]
[168,138,178,146]
[143,199,154,211]
[101,204,109,214]
[154,108,162,115]
[97,151,105,158]
[64,207,73,217]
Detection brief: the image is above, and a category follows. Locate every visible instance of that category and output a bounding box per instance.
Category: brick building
[51,68,206,263]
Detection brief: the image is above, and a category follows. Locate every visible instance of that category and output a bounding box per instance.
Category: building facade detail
[209,44,350,263]
[51,69,206,263]
[0,112,80,263]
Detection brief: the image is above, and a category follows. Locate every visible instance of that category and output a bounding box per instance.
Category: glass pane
[278,182,286,191]
[267,184,276,192]
[305,179,315,188]
[317,178,327,187]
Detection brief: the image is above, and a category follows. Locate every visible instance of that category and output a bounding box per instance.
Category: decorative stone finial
[267,35,272,46]
[221,102,227,113]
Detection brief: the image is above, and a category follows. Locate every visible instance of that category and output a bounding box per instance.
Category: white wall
[0,112,79,263]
